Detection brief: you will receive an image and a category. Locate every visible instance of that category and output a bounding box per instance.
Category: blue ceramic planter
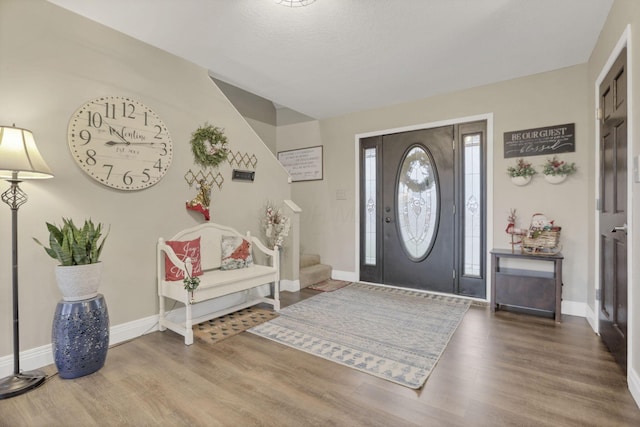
[52,294,109,379]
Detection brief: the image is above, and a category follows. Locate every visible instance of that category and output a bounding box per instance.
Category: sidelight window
[463,133,481,276]
[364,147,377,265]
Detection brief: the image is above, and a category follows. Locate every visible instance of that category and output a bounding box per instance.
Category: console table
[52,294,110,379]
[491,249,563,322]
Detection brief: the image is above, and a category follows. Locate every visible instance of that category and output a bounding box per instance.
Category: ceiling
[48,0,613,120]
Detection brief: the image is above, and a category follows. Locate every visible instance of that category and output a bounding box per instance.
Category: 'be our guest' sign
[503,123,575,158]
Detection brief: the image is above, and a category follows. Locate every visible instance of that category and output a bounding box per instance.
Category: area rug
[248,283,470,389]
[307,279,352,292]
[194,307,278,346]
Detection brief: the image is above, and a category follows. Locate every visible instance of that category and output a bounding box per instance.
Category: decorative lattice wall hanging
[184,169,224,190]
[228,150,258,170]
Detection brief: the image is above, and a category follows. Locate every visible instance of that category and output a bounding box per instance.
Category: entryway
[359,120,487,298]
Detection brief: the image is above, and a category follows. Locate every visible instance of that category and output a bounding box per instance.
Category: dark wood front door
[598,47,628,372]
[359,122,486,296]
[381,126,455,292]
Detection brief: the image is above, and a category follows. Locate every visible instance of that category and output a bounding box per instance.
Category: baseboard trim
[331,270,357,282]
[0,315,159,378]
[110,314,159,345]
[0,344,52,378]
[561,300,587,318]
[629,367,640,409]
[585,302,597,333]
[280,279,300,292]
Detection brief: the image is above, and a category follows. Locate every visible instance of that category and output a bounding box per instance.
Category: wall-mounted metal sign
[504,123,575,158]
[232,169,255,182]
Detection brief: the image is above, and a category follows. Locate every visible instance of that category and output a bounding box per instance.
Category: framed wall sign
[277,145,323,182]
[504,123,575,158]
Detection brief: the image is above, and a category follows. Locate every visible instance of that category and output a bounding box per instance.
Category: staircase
[299,254,332,288]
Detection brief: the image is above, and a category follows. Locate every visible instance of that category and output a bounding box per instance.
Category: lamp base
[0,371,46,399]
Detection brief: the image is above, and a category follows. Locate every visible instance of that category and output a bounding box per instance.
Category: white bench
[157,222,280,345]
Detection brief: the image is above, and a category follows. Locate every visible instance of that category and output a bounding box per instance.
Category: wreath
[401,149,434,192]
[190,124,229,168]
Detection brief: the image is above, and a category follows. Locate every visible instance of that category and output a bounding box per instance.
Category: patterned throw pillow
[220,235,253,270]
[164,237,203,281]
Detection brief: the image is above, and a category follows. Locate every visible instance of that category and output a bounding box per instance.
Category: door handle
[611,224,628,233]
[385,217,391,223]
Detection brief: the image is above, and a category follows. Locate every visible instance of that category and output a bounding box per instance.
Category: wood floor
[1,288,639,426]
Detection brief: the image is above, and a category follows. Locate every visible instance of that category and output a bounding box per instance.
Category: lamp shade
[0,126,53,179]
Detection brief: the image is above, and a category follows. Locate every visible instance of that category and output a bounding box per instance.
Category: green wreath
[401,149,434,192]
[190,124,229,168]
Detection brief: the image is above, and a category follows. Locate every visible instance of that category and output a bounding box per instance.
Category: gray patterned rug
[248,283,470,389]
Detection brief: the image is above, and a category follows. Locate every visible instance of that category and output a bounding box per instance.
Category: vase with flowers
[261,202,291,250]
[542,156,577,184]
[507,158,537,186]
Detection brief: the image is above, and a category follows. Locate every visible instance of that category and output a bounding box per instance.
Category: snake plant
[34,218,109,266]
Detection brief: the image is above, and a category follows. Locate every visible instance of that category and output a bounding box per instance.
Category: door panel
[382,126,454,292]
[598,47,627,372]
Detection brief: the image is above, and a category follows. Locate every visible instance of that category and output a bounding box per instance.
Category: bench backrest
[167,223,247,271]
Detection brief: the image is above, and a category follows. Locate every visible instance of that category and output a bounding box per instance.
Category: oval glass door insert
[397,145,439,260]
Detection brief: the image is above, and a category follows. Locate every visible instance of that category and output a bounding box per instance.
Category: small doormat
[307,279,352,292]
[193,307,278,346]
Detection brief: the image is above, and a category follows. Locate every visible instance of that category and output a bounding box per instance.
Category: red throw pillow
[164,237,203,281]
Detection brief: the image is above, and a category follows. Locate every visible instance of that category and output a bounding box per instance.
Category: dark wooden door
[599,47,628,372]
[381,126,454,292]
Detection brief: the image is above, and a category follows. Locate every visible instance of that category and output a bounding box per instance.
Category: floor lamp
[0,125,53,399]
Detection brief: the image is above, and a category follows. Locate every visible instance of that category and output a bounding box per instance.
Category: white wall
[0,0,290,358]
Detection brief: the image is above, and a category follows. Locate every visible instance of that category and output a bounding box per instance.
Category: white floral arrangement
[262,202,291,249]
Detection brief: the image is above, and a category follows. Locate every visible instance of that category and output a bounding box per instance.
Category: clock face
[68,96,173,191]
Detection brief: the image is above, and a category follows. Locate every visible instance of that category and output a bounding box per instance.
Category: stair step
[300,263,332,288]
[300,254,321,269]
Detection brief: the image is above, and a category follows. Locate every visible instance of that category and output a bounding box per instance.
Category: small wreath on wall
[190,124,230,168]
[401,149,434,192]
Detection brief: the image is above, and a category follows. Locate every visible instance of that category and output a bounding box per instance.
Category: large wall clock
[68,96,173,191]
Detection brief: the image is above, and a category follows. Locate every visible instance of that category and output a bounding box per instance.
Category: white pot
[55,263,103,301]
[511,175,532,186]
[544,174,567,184]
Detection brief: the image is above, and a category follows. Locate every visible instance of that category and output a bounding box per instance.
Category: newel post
[281,200,302,290]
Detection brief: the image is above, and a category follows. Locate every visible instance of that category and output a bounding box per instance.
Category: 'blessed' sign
[504,123,575,158]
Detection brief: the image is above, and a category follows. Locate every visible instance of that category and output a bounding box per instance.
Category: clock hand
[104,141,165,148]
[107,124,130,145]
[104,124,164,148]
